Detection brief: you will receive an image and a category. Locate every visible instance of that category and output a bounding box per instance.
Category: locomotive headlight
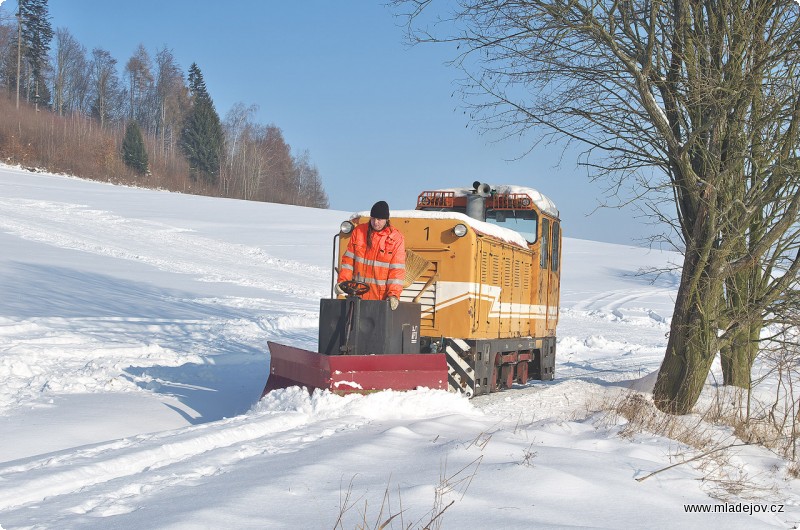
[340,221,354,234]
[453,223,468,237]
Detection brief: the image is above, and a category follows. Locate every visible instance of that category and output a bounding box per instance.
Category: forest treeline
[0,2,329,208]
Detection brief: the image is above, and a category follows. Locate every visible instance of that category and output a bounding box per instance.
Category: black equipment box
[319,298,421,355]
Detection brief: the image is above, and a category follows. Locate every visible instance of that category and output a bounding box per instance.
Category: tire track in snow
[570,288,673,315]
[0,198,327,299]
[0,401,364,513]
[0,388,469,523]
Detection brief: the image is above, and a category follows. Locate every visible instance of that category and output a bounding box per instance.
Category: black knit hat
[370,200,390,219]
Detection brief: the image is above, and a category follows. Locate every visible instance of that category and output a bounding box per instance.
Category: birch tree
[89,48,123,128]
[52,28,89,116]
[153,47,188,158]
[124,44,153,123]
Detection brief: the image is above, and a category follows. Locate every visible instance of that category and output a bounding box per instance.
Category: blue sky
[4,0,655,245]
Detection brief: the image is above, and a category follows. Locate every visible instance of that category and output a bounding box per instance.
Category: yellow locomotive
[265,182,561,397]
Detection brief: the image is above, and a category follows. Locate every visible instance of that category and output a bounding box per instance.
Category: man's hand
[334,283,345,297]
[388,296,399,310]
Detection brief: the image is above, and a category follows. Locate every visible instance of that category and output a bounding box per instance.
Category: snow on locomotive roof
[425,184,559,218]
[351,209,530,249]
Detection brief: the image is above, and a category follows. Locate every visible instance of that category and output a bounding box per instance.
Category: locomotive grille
[521,261,530,291]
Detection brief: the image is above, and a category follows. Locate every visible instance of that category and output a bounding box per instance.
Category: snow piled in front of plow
[254,386,478,420]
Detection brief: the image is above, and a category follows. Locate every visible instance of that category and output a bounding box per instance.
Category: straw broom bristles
[403,249,432,288]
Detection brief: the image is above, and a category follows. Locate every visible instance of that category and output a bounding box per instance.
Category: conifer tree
[180,63,224,184]
[17,0,53,109]
[122,121,148,176]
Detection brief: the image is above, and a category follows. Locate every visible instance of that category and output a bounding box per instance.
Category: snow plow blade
[263,341,448,395]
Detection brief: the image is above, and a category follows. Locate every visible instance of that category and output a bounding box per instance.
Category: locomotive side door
[548,221,561,330]
[537,218,551,334]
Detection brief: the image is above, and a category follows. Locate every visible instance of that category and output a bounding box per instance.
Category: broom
[403,249,432,288]
[404,250,439,303]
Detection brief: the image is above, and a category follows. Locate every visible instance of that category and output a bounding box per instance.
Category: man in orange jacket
[337,200,406,309]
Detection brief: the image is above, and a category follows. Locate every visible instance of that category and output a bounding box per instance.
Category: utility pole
[16,7,21,109]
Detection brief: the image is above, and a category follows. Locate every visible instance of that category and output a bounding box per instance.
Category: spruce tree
[18,0,54,108]
[180,63,224,184]
[122,121,148,176]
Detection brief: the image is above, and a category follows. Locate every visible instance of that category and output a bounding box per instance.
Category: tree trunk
[720,235,764,389]
[653,245,722,414]
[720,322,760,388]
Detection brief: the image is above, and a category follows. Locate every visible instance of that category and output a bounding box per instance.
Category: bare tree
[0,10,15,94]
[240,124,268,201]
[89,47,124,128]
[293,150,329,208]
[153,47,188,159]
[222,105,328,206]
[260,125,296,204]
[52,28,88,116]
[223,102,259,197]
[124,44,153,123]
[397,0,800,414]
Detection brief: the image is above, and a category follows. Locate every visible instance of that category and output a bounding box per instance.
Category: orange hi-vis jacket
[337,222,406,301]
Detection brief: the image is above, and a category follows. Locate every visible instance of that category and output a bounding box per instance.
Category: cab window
[485,209,538,243]
[551,222,560,272]
[540,218,550,269]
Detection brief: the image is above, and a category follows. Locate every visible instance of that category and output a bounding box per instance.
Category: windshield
[485,209,538,243]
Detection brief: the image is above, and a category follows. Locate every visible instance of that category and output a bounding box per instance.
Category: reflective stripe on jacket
[337,222,405,300]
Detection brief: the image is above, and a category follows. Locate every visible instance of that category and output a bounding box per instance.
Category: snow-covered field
[1,164,798,529]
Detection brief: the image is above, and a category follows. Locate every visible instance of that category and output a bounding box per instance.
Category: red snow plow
[263,281,448,395]
[264,343,447,395]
